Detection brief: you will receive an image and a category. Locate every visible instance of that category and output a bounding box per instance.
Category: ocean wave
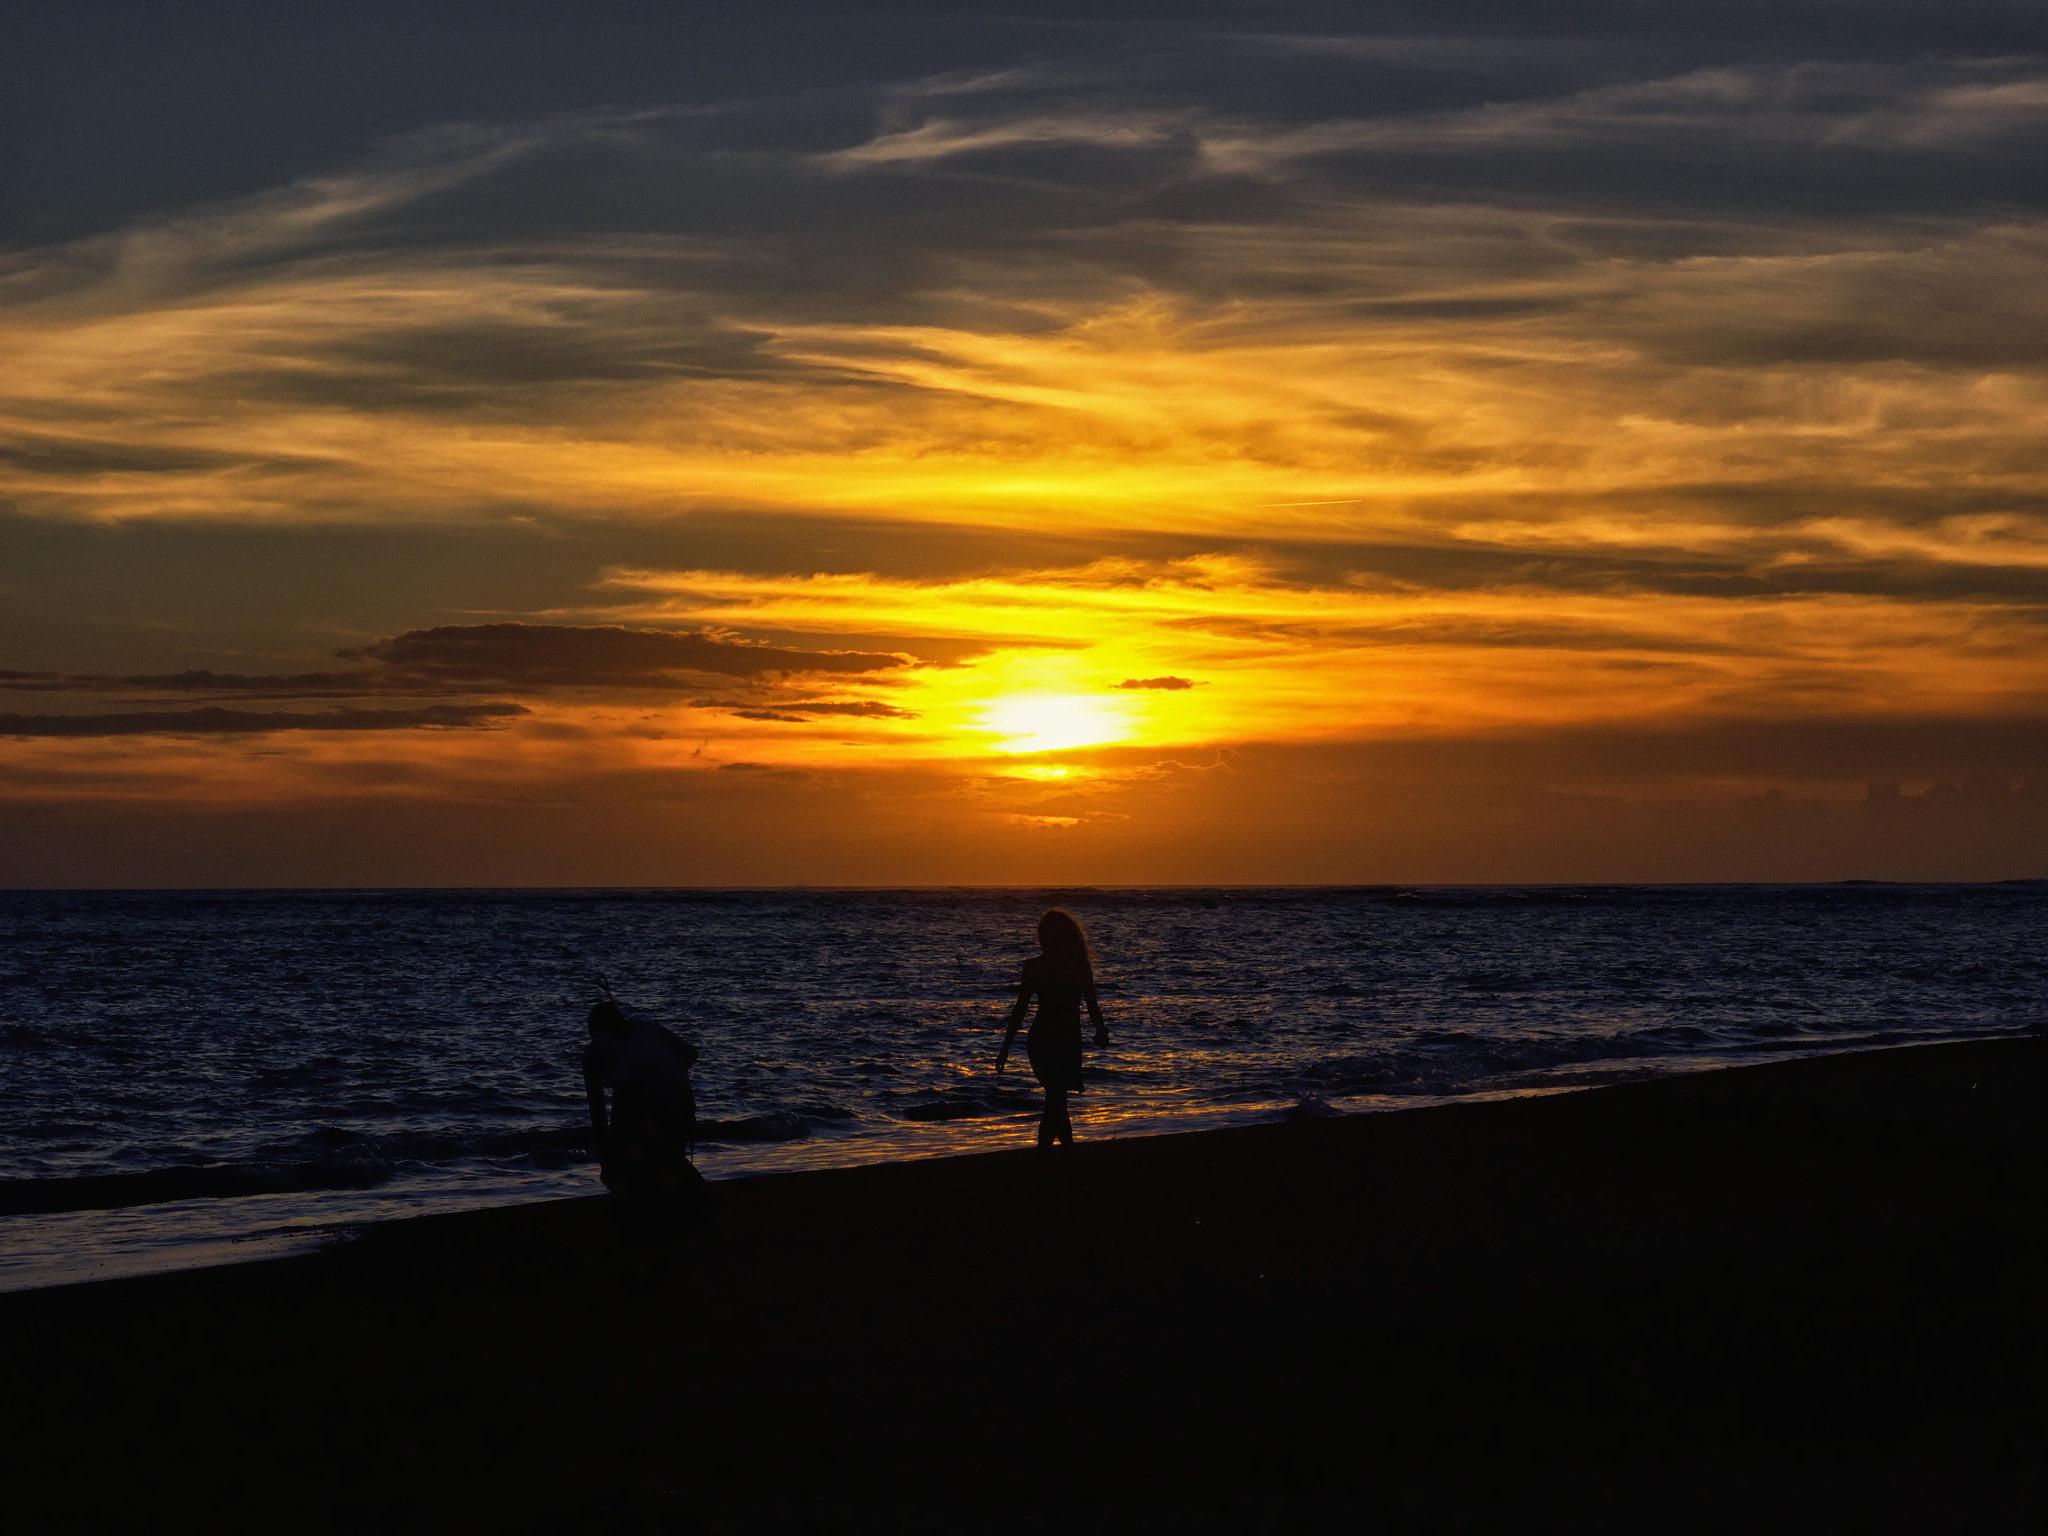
[4,885,2039,1228]
[698,1112,810,1143]
[0,1154,397,1217]
[0,1107,862,1215]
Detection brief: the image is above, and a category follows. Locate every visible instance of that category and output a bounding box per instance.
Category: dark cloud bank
[346,624,910,686]
[0,623,913,733]
[0,704,526,739]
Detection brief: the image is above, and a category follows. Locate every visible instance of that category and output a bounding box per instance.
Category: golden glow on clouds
[4,85,2046,856]
[5,208,2046,571]
[604,557,2048,755]
[11,544,2041,810]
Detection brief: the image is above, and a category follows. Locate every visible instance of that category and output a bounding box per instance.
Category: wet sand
[3,1038,2038,1531]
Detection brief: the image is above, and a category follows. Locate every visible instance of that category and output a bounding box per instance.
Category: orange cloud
[3,65,2045,882]
[598,557,2048,764]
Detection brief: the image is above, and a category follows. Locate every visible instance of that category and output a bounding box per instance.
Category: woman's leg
[1040,1086,1073,1148]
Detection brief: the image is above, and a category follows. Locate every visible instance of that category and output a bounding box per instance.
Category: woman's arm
[995,962,1035,1074]
[1084,978,1109,1048]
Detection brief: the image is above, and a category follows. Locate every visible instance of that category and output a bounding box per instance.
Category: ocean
[1,883,2039,1290]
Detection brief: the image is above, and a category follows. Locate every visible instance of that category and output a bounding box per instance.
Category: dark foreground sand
[4,1039,2039,1532]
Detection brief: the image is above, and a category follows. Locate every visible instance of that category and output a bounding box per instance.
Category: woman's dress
[1023,956,1087,1093]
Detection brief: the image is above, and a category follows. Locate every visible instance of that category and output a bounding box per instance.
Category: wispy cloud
[348,623,911,683]
[1194,59,2048,169]
[819,111,1187,167]
[4,11,2046,872]
[0,703,525,737]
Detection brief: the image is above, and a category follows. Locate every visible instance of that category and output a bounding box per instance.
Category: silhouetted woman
[996,909,1110,1148]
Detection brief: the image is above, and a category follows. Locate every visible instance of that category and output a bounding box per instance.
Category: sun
[977,692,1130,754]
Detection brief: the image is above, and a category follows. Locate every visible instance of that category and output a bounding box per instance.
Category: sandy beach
[3,1037,2037,1531]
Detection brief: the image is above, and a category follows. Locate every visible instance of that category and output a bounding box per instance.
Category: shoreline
[3,1029,2017,1292]
[4,1037,2038,1529]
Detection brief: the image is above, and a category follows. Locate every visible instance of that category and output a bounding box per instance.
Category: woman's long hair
[1037,908,1094,984]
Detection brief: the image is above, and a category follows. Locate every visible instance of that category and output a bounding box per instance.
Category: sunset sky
[5,0,2046,885]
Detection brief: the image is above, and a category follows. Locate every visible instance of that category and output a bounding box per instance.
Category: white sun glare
[978,692,1129,753]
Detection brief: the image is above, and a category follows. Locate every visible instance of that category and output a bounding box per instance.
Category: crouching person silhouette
[583,997,705,1225]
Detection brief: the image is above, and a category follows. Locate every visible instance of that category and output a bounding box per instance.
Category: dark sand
[4,1039,2038,1532]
